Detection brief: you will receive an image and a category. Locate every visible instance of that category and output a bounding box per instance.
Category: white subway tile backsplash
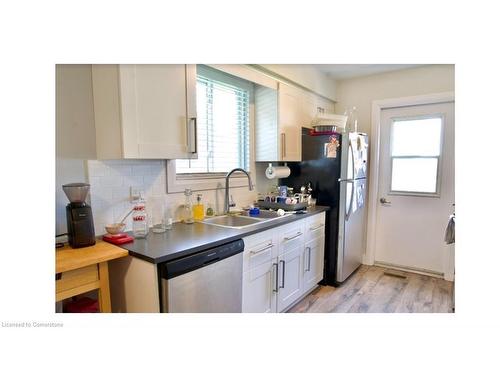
[131,165,152,176]
[99,176,124,187]
[87,159,258,235]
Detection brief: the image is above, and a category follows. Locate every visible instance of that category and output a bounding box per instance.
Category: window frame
[388,114,445,197]
[167,65,255,193]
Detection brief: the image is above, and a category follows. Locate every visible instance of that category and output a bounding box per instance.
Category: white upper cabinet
[255,82,302,162]
[300,91,335,129]
[91,64,197,159]
[278,82,303,162]
[255,82,335,161]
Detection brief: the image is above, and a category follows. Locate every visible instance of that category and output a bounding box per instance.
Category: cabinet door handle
[281,133,286,159]
[187,117,197,153]
[284,232,303,241]
[307,247,312,271]
[280,260,285,289]
[250,243,273,256]
[272,262,279,292]
[309,223,325,231]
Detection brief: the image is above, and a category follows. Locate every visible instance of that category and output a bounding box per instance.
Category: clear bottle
[343,106,358,133]
[351,106,358,133]
[182,189,194,224]
[193,193,205,221]
[164,205,173,230]
[132,194,148,238]
[151,196,166,233]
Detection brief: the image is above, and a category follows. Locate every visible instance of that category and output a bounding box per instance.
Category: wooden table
[56,241,128,313]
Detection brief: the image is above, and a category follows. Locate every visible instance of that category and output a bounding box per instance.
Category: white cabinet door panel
[278,83,302,161]
[302,236,325,294]
[277,246,303,312]
[242,260,277,313]
[305,212,326,242]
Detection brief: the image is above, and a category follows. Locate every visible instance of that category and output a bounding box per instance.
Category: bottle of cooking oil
[193,193,205,221]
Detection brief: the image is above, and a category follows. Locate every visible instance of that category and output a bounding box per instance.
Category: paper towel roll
[265,164,290,179]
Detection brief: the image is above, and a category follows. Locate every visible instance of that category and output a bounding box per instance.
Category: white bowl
[105,223,125,235]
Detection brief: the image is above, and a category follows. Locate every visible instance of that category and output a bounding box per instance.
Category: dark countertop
[118,206,329,264]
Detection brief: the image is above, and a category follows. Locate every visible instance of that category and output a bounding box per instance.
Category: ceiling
[315,64,426,80]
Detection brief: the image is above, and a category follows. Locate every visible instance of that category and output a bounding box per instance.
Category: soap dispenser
[193,193,205,221]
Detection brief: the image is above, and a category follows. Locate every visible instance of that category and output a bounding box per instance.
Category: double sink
[202,210,291,229]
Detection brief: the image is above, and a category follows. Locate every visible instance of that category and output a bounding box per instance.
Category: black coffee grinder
[63,183,96,248]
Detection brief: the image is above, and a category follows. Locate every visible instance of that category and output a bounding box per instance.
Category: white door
[277,247,303,312]
[302,236,325,293]
[375,102,454,274]
[242,260,277,313]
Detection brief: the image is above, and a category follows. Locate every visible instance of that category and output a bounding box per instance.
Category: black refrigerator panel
[280,128,343,285]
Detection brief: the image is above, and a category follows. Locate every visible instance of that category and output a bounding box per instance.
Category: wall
[87,159,258,235]
[334,64,455,264]
[55,64,336,236]
[258,64,337,101]
[55,65,96,235]
[334,65,455,137]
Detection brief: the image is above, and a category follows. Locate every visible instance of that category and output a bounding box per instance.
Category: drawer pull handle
[272,262,279,292]
[284,232,303,241]
[307,247,312,271]
[309,223,325,231]
[250,243,274,256]
[280,260,286,288]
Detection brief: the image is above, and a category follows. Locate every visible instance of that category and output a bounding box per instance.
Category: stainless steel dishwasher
[160,239,244,313]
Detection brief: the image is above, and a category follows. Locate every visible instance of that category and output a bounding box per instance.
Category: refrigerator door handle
[345,180,355,221]
[349,140,356,179]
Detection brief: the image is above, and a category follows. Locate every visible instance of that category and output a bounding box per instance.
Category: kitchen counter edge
[118,206,329,264]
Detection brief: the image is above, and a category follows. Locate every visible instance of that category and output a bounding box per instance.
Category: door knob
[380,197,392,205]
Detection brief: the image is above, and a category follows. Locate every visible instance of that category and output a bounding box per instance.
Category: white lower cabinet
[277,246,303,312]
[302,235,325,294]
[242,212,326,313]
[242,260,277,313]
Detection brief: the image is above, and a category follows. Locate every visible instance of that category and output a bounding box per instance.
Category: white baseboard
[374,261,445,279]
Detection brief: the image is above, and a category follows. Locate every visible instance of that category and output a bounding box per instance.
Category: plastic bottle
[193,193,205,221]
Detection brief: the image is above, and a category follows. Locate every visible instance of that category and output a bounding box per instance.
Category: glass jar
[151,196,166,233]
[132,196,148,238]
[183,189,194,224]
[164,207,173,230]
[205,202,215,217]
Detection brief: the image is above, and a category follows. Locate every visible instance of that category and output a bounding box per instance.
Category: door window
[389,116,443,195]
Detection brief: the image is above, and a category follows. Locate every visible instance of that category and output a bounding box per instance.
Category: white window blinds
[176,66,251,175]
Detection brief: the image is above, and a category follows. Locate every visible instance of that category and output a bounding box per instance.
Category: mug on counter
[278,186,288,197]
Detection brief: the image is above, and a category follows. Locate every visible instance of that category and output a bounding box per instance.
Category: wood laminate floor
[288,265,454,313]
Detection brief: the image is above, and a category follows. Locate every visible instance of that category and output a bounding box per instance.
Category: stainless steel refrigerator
[280,129,368,285]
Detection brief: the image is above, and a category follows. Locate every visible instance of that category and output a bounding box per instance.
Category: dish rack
[256,200,308,211]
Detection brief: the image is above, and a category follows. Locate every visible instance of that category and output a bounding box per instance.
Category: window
[390,116,443,195]
[175,65,251,176]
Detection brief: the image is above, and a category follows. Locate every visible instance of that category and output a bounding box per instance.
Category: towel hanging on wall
[445,213,455,244]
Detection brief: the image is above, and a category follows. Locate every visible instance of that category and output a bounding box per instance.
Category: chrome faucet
[224,168,254,213]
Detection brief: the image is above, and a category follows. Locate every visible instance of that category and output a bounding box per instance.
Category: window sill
[166,161,252,193]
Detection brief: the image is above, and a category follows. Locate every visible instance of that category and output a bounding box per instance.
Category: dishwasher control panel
[160,239,244,280]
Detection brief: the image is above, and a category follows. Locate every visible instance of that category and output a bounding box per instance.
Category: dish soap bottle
[182,189,194,224]
[193,193,205,221]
